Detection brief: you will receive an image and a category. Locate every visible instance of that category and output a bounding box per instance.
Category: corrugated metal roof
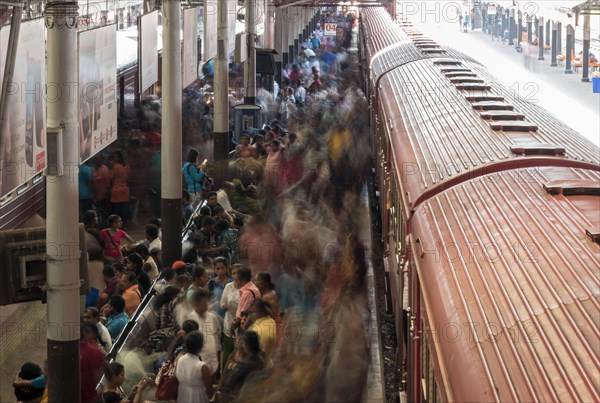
[411,166,600,402]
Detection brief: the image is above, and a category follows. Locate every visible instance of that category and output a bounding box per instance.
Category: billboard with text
[139,10,159,92]
[0,19,46,198]
[78,24,118,162]
[183,7,199,87]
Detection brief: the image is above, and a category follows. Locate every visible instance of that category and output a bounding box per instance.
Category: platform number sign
[324,22,337,36]
[488,4,497,15]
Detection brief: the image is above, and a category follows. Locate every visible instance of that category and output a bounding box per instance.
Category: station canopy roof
[572,0,600,15]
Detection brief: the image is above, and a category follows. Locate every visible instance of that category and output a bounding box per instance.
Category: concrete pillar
[274,7,283,86]
[161,0,182,267]
[527,15,532,44]
[551,21,558,67]
[545,19,551,46]
[565,24,574,74]
[244,0,257,103]
[509,8,515,45]
[288,8,295,66]
[280,7,289,71]
[44,1,81,401]
[582,14,590,82]
[264,1,275,49]
[301,8,306,43]
[481,4,487,32]
[293,7,299,61]
[538,17,544,60]
[214,0,229,159]
[501,9,507,39]
[517,10,523,45]
[557,22,562,55]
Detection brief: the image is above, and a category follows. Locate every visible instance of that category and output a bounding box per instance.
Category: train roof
[362,7,599,219]
[410,165,600,402]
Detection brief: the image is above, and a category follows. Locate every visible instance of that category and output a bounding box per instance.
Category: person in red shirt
[80,323,106,403]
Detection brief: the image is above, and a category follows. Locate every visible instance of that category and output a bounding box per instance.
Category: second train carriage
[360,6,600,402]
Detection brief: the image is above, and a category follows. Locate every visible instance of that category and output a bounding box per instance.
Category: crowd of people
[15,11,374,403]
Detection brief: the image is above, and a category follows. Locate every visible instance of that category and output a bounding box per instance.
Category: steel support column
[161,0,182,267]
[45,1,81,401]
[565,24,574,74]
[244,0,257,104]
[551,21,558,67]
[582,15,590,82]
[214,0,229,159]
[538,17,544,60]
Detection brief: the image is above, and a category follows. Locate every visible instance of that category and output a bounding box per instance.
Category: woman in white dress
[175,331,213,403]
[220,264,241,368]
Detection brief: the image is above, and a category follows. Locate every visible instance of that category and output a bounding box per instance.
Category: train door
[407,259,422,402]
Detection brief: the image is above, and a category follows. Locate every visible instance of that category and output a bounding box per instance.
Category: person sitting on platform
[82,307,112,352]
[134,243,160,282]
[145,223,162,252]
[118,271,142,318]
[182,190,195,226]
[96,265,121,308]
[102,361,149,403]
[124,253,151,296]
[100,295,129,341]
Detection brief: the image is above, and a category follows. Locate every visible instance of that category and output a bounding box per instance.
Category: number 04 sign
[324,22,337,36]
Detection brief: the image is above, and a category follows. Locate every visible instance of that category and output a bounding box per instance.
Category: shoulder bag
[155,353,179,401]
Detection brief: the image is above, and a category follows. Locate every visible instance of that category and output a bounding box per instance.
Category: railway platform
[0,23,391,403]
[418,19,600,145]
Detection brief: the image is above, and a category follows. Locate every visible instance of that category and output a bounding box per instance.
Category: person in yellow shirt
[246,299,277,366]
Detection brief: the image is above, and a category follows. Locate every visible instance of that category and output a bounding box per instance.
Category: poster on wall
[183,7,199,87]
[0,19,46,199]
[203,0,217,61]
[203,0,237,61]
[227,0,237,53]
[78,24,118,162]
[139,10,159,93]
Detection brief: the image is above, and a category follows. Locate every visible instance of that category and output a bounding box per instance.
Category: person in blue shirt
[311,34,321,51]
[100,295,129,341]
[79,162,93,217]
[182,148,207,207]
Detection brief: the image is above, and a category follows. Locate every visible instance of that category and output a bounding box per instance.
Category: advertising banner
[0,19,46,198]
[228,0,237,53]
[139,10,159,92]
[203,0,218,61]
[78,24,118,162]
[183,7,199,87]
[203,0,237,61]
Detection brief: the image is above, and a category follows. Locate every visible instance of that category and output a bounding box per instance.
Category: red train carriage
[361,6,600,402]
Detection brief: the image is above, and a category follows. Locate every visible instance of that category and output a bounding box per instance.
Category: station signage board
[488,4,497,15]
[324,22,337,36]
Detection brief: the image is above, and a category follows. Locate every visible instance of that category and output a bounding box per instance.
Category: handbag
[155,354,179,401]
